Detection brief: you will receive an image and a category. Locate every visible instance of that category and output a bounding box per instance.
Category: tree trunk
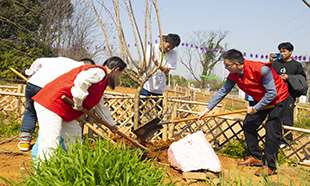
[133,85,143,130]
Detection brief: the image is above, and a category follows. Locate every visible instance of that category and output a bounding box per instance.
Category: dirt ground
[0,137,309,186]
[1,87,310,185]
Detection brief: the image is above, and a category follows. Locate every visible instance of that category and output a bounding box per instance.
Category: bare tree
[37,0,110,60]
[179,29,229,90]
[85,0,167,129]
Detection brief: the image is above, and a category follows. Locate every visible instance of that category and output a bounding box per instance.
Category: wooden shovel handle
[80,119,117,145]
[62,95,148,151]
[169,105,275,123]
[9,67,28,82]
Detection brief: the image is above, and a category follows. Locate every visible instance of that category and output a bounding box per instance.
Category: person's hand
[269,53,276,63]
[307,108,310,117]
[280,74,289,81]
[73,105,83,111]
[247,106,257,115]
[110,125,119,133]
[198,108,210,120]
[152,55,159,66]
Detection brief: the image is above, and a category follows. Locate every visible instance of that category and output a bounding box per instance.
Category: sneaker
[303,159,310,163]
[280,144,289,150]
[18,137,32,151]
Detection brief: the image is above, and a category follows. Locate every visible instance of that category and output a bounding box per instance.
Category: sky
[102,0,310,80]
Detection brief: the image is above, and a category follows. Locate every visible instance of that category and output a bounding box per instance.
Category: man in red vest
[32,56,126,161]
[198,49,288,176]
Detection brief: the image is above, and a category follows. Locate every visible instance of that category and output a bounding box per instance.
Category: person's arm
[252,66,277,112]
[94,97,118,132]
[198,76,236,119]
[71,68,118,133]
[269,53,277,63]
[152,55,171,74]
[71,68,105,110]
[25,58,43,76]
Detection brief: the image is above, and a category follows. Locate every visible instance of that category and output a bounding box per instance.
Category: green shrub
[0,113,39,139]
[1,137,173,185]
[217,138,287,165]
[295,115,310,129]
[0,113,21,138]
[217,139,249,159]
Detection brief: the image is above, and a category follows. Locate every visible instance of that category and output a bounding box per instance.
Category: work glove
[247,106,257,115]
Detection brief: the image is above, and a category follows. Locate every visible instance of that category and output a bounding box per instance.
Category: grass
[216,138,287,165]
[0,113,22,138]
[1,137,175,185]
[295,115,310,129]
[204,164,309,186]
[0,113,38,139]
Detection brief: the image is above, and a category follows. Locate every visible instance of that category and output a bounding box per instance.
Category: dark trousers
[243,98,287,170]
[20,82,42,137]
[280,95,295,144]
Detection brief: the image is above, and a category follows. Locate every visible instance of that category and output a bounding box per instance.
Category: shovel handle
[62,95,148,151]
[10,67,28,82]
[80,119,117,145]
[167,105,275,124]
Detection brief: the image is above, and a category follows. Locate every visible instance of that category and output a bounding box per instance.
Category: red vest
[32,65,109,121]
[229,60,288,104]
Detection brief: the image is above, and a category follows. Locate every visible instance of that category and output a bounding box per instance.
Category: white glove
[247,106,257,115]
[198,108,210,120]
[73,105,83,111]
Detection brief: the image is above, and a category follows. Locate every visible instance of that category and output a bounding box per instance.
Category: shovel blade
[133,117,162,141]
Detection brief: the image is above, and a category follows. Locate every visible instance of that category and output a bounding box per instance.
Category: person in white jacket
[18,57,95,151]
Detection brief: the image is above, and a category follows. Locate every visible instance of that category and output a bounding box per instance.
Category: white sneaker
[303,159,310,163]
[280,144,289,150]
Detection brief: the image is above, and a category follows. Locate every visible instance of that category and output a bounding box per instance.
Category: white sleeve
[166,49,177,70]
[94,96,116,127]
[25,58,43,76]
[71,68,106,107]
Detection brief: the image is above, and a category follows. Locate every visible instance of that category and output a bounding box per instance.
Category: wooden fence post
[168,104,177,139]
[20,84,26,115]
[162,92,168,141]
[187,82,191,98]
[294,106,298,122]
[15,84,23,115]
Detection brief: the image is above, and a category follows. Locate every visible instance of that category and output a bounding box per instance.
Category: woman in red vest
[32,56,126,161]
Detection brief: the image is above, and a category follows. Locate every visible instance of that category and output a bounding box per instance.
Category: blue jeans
[140,88,163,107]
[20,82,42,138]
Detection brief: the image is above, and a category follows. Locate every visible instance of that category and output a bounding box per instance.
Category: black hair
[165,33,181,47]
[278,42,294,51]
[80,58,95,65]
[222,49,244,64]
[103,56,127,71]
[103,56,127,90]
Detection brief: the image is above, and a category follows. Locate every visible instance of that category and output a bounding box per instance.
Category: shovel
[133,105,275,141]
[61,95,148,151]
